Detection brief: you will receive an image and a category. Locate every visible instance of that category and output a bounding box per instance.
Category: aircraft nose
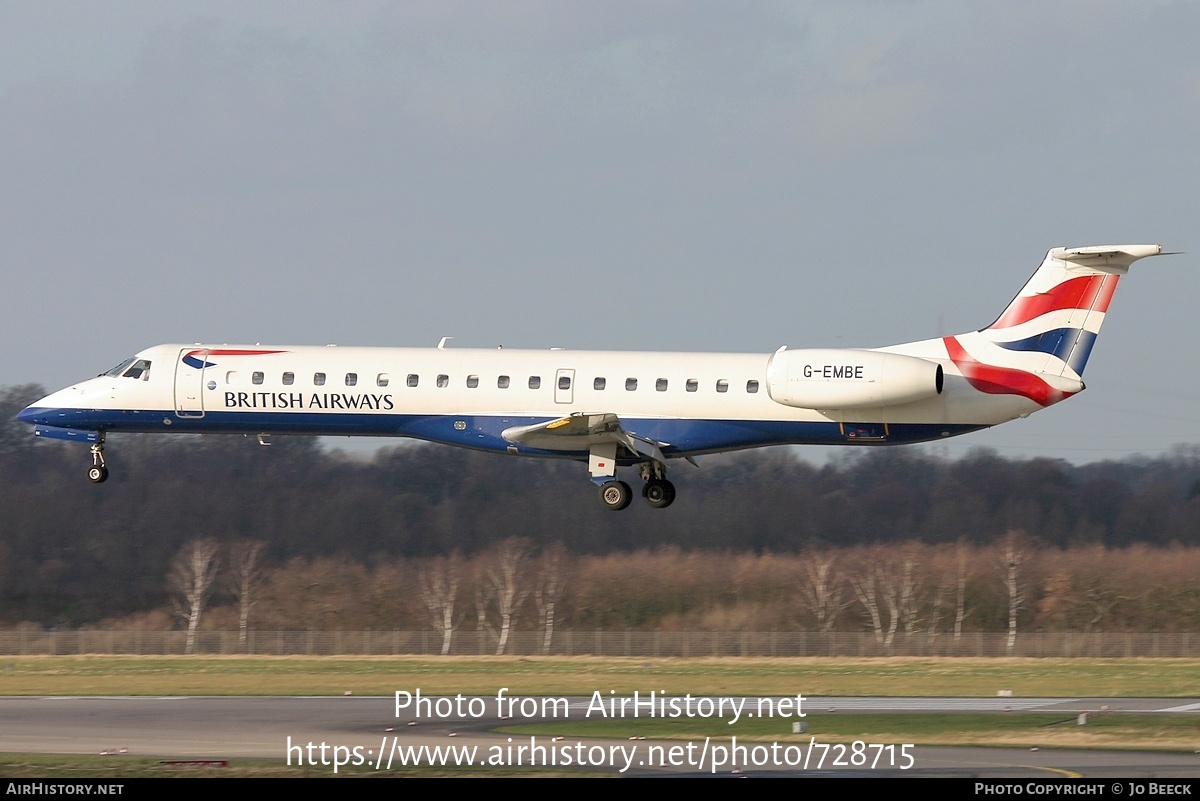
[17,386,67,426]
[17,402,45,426]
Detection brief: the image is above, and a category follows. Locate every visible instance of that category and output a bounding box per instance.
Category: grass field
[2,656,1197,776]
[503,712,1200,751]
[1,654,1199,697]
[0,754,541,778]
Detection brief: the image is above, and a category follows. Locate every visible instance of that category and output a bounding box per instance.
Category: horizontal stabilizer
[1053,244,1163,275]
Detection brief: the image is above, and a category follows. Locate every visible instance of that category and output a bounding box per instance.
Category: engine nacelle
[766,348,944,410]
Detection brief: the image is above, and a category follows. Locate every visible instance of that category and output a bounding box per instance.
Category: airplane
[18,244,1167,510]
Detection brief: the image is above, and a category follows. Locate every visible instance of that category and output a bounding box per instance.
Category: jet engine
[766,348,944,410]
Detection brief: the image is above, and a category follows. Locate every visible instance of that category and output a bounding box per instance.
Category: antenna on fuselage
[437,336,453,349]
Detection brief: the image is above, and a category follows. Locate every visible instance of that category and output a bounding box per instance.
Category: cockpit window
[104,358,136,377]
[122,359,151,380]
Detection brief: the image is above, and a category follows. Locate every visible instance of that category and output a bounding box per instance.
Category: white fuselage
[16,244,1164,507]
[24,342,1020,460]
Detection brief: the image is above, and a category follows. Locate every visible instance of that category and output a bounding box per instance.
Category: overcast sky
[2,1,1197,463]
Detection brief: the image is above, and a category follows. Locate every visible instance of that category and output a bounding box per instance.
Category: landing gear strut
[87,439,108,484]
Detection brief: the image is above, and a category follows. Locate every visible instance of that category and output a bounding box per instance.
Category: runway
[2,696,1199,777]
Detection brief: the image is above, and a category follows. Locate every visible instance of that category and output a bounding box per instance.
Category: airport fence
[2,629,1199,658]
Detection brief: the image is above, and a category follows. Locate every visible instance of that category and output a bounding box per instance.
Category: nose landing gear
[87,439,108,483]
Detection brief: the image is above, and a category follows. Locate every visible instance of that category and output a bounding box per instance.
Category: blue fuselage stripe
[18,406,983,457]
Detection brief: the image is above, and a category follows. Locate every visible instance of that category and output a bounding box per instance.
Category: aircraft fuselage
[17,244,1167,509]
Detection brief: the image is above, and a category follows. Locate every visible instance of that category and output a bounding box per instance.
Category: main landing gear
[87,439,108,484]
[636,461,675,509]
[642,477,676,509]
[593,460,677,511]
[597,480,633,511]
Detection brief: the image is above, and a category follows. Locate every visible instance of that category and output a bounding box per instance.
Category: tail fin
[944,244,1163,406]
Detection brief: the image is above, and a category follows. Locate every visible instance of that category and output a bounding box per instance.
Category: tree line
[1,383,1199,630]
[130,536,1200,653]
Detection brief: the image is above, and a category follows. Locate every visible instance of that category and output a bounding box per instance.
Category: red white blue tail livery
[18,244,1166,510]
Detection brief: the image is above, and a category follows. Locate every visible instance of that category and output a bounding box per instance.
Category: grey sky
[2,1,1197,463]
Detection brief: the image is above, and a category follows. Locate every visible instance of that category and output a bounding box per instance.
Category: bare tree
[1002,531,1026,656]
[926,583,946,647]
[880,570,901,648]
[849,551,899,649]
[797,551,845,635]
[471,559,491,634]
[486,538,532,656]
[417,553,462,655]
[534,543,568,655]
[1071,546,1145,634]
[228,540,265,650]
[1081,587,1132,633]
[170,539,221,655]
[953,540,974,641]
[897,550,923,638]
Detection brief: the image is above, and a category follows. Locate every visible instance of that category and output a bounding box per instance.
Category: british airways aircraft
[18,244,1165,510]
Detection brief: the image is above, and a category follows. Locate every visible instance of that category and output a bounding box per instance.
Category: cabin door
[174,348,208,418]
[554,369,575,404]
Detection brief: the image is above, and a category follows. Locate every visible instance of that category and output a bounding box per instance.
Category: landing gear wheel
[598,480,633,511]
[642,478,676,508]
[88,440,108,484]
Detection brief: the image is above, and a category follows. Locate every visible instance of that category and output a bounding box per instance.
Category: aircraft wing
[502,412,667,462]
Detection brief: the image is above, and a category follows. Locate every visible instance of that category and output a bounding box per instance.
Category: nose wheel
[87,441,109,483]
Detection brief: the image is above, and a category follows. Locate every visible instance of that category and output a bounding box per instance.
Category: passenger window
[407,374,419,388]
[497,375,510,389]
[283,372,295,386]
[625,378,637,391]
[558,375,571,390]
[376,373,389,387]
[313,372,326,386]
[226,371,239,384]
[529,376,541,389]
[594,377,606,390]
[252,371,264,385]
[656,378,668,392]
[437,374,449,388]
[686,379,698,392]
[467,375,479,388]
[716,379,729,393]
[345,373,358,387]
[747,380,760,393]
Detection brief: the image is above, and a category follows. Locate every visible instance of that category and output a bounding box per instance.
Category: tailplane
[943,244,1164,406]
